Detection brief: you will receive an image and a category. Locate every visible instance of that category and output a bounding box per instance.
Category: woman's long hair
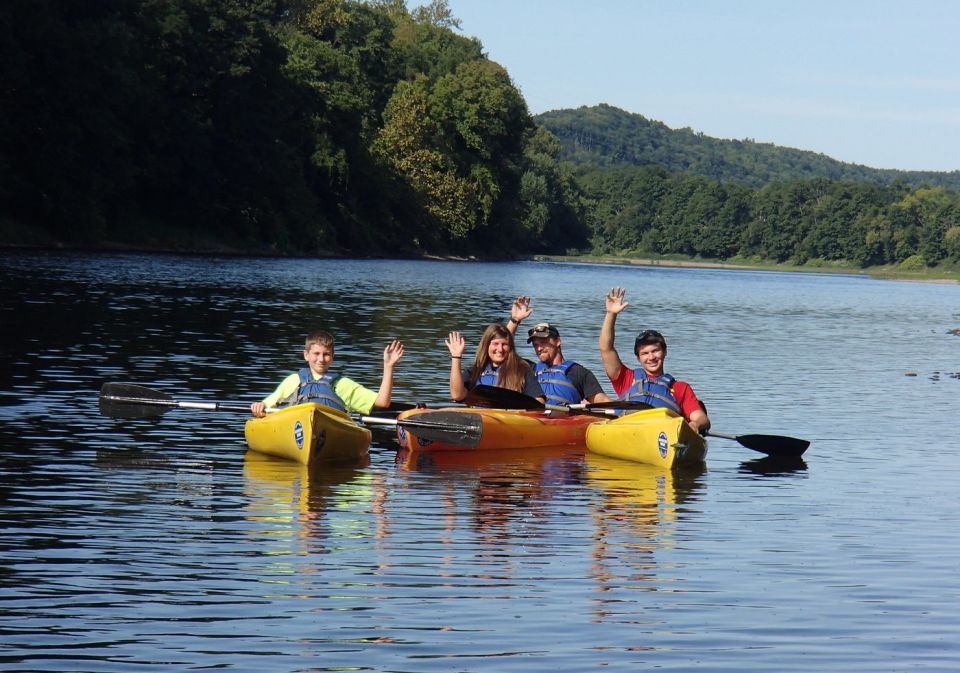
[470,323,530,393]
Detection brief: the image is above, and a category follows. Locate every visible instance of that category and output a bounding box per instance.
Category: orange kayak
[395,407,597,451]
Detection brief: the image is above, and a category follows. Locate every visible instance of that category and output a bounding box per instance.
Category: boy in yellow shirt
[250,330,404,417]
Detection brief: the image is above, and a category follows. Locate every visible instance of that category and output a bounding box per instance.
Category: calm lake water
[2,251,959,672]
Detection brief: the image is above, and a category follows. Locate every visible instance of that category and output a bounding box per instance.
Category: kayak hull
[586,407,707,468]
[244,403,371,465]
[395,407,597,451]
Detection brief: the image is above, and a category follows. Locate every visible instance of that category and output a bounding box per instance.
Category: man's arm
[504,295,532,336]
[599,287,629,381]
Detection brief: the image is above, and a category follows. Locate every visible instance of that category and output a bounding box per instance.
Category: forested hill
[535,104,960,190]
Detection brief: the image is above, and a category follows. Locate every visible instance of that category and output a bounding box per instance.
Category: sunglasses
[636,329,664,340]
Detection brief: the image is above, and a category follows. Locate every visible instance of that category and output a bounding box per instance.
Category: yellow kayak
[243,403,371,465]
[585,407,707,468]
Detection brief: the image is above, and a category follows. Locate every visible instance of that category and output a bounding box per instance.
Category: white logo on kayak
[658,432,668,458]
[294,421,304,449]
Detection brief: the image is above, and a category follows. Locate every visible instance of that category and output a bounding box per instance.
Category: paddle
[569,400,654,412]
[360,411,483,448]
[99,383,251,418]
[705,430,809,457]
[463,384,545,411]
[100,383,480,447]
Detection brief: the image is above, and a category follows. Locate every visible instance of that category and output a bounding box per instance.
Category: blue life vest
[280,369,348,412]
[534,360,581,405]
[622,370,681,415]
[477,363,499,387]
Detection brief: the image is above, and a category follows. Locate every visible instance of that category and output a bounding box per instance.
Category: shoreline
[3,240,959,284]
[535,254,960,285]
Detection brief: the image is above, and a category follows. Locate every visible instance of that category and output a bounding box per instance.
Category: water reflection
[241,451,386,564]
[396,446,585,551]
[584,453,706,620]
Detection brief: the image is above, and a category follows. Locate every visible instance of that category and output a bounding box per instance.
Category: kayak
[585,407,707,468]
[394,407,597,452]
[244,402,371,465]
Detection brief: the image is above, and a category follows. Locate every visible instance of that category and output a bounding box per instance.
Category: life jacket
[477,363,500,387]
[279,369,348,412]
[534,360,581,405]
[622,370,682,415]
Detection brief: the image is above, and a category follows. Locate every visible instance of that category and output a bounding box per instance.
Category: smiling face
[303,343,334,377]
[530,336,562,365]
[487,337,512,366]
[635,342,666,377]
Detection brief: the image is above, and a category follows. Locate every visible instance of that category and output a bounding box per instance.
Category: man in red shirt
[598,286,710,434]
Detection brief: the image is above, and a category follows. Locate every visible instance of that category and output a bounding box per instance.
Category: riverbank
[536,253,960,284]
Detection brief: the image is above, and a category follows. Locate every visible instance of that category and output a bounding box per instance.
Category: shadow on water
[738,455,809,476]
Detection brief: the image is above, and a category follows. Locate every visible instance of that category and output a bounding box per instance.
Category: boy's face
[303,343,334,377]
[636,343,666,377]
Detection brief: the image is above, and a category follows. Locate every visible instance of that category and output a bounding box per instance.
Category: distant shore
[3,234,959,284]
[534,254,960,284]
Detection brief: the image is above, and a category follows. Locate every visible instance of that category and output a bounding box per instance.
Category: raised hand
[511,295,533,323]
[383,340,404,368]
[445,331,466,358]
[605,286,629,314]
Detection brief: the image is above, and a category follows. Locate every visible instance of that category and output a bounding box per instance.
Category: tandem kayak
[244,402,371,465]
[585,407,707,468]
[394,407,597,452]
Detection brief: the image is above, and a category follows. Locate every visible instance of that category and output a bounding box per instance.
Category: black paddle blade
[707,430,810,457]
[464,384,544,411]
[399,411,484,448]
[736,434,810,457]
[99,383,175,418]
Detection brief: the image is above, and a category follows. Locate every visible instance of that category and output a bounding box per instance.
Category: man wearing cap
[598,286,710,434]
[505,296,612,406]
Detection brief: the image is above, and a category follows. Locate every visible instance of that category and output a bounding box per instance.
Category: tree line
[0,0,589,255]
[579,165,960,268]
[3,1,959,269]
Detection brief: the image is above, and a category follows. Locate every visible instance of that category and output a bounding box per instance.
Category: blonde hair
[470,323,530,393]
[304,330,335,350]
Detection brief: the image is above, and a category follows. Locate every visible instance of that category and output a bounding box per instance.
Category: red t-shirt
[610,367,702,420]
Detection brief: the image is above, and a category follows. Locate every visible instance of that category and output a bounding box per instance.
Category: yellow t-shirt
[262,372,378,415]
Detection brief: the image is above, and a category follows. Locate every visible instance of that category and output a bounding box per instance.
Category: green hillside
[536,104,960,190]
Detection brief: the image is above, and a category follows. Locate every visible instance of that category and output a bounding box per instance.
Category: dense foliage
[538,104,960,191]
[0,0,589,255]
[2,3,958,268]
[578,165,960,267]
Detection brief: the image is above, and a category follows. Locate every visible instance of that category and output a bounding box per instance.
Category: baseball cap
[526,322,560,343]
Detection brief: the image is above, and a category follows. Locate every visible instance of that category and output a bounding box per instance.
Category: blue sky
[440,0,960,172]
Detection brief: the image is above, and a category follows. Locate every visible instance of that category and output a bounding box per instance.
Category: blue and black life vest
[280,369,348,412]
[477,363,500,387]
[534,360,581,405]
[622,370,682,415]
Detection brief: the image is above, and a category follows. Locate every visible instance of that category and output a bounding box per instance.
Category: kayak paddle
[705,431,809,457]
[360,411,484,448]
[99,383,251,418]
[100,383,475,446]
[463,384,545,411]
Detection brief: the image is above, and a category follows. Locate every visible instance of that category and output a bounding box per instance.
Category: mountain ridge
[535,103,960,190]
